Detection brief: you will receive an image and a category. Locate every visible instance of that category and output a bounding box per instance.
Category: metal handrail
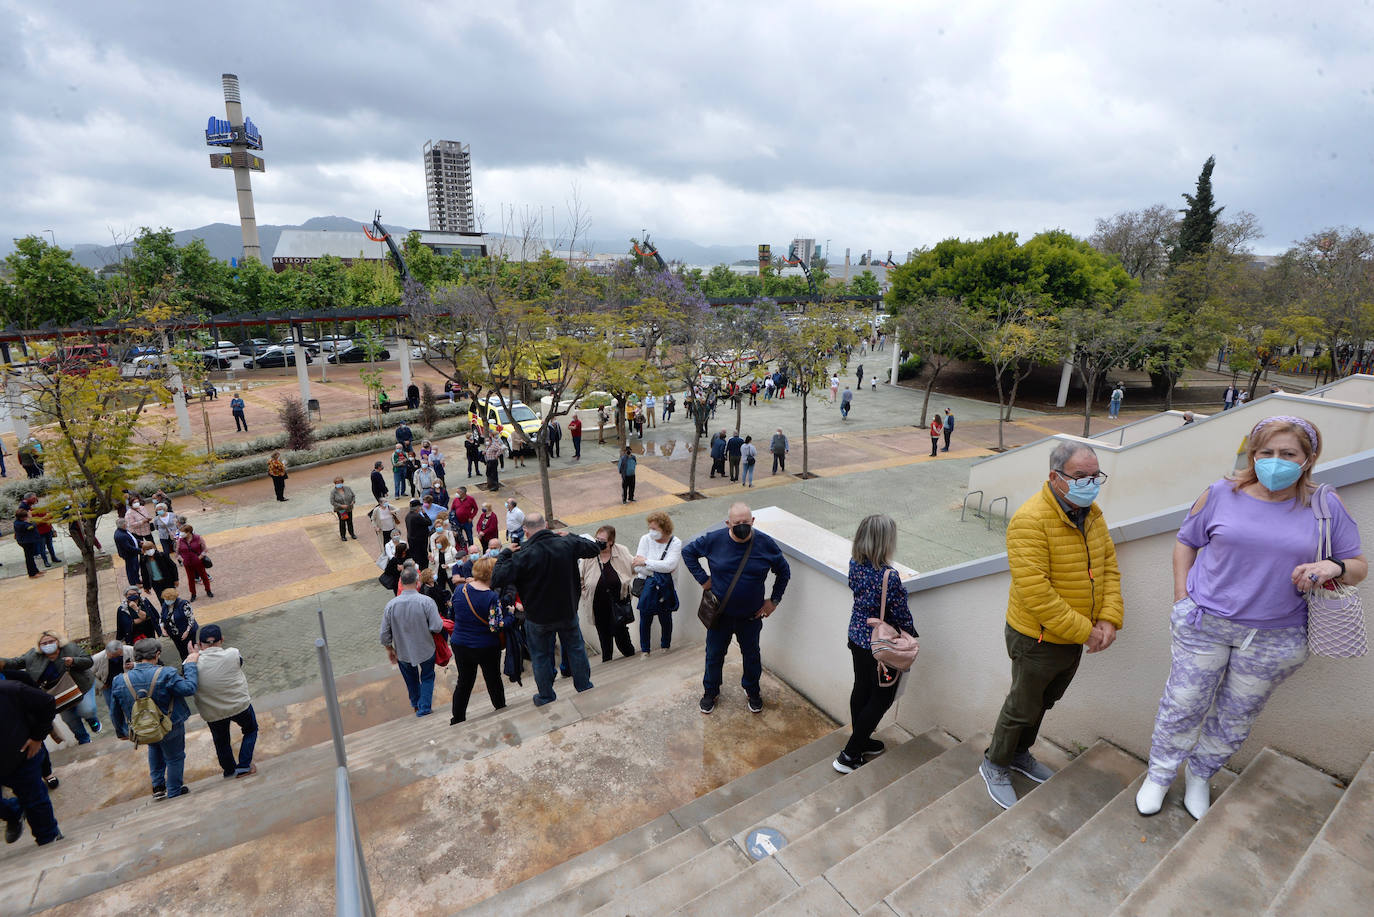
[987,496,1009,532]
[961,490,984,521]
[316,622,377,917]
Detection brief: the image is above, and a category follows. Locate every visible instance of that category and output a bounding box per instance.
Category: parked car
[315,335,352,354]
[39,343,112,376]
[199,340,241,360]
[327,344,389,364]
[198,351,236,371]
[120,351,168,378]
[245,346,312,368]
[468,396,541,456]
[275,338,321,356]
[239,338,273,357]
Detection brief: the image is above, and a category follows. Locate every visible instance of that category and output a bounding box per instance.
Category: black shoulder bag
[697,538,754,630]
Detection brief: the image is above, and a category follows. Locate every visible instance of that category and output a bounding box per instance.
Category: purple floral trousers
[1145,597,1308,786]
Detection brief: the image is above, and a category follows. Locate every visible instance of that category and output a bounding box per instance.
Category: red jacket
[569,417,582,437]
[476,511,499,548]
[930,417,944,437]
[450,494,479,523]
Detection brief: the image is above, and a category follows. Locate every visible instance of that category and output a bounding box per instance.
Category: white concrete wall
[968,392,1374,525]
[748,461,1374,781]
[1303,375,1374,404]
[1091,410,1206,447]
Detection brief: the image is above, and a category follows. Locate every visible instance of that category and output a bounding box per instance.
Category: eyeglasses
[1055,470,1109,486]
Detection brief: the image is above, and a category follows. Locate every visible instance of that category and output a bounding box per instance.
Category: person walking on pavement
[194,625,259,779]
[569,414,583,460]
[13,508,44,578]
[369,500,401,552]
[942,408,955,452]
[370,461,388,501]
[176,524,213,600]
[841,385,853,421]
[740,436,758,487]
[709,430,727,479]
[683,502,791,714]
[929,413,943,457]
[830,374,839,402]
[380,568,443,717]
[1108,383,1124,419]
[856,364,864,387]
[109,637,200,800]
[229,394,247,432]
[979,442,1123,809]
[645,392,657,428]
[548,418,562,458]
[390,445,409,498]
[726,431,745,482]
[267,451,288,502]
[618,447,638,504]
[769,428,789,474]
[331,477,358,541]
[0,680,63,845]
[491,513,602,706]
[597,405,609,444]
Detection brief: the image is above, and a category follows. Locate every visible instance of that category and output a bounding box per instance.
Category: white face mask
[39,642,58,654]
[649,529,662,542]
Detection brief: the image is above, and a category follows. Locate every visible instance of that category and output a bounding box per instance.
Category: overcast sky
[3,1,1372,259]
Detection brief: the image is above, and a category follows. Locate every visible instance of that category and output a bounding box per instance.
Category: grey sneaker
[1010,751,1055,784]
[980,758,1018,809]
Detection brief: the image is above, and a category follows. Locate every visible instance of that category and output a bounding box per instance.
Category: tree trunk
[1081,369,1097,437]
[536,439,554,521]
[82,536,102,644]
[688,420,702,497]
[993,371,1008,450]
[919,373,936,428]
[735,392,743,434]
[800,390,810,475]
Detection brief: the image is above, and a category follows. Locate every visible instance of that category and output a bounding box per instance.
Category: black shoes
[833,751,865,774]
[5,817,21,844]
[747,694,763,714]
[863,738,886,759]
[699,694,717,714]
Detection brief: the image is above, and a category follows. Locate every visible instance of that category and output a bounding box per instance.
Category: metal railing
[315,611,377,917]
[960,490,984,521]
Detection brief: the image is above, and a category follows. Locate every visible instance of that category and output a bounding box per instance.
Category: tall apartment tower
[423,140,475,232]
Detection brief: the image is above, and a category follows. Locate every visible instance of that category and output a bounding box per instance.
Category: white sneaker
[1183,762,1211,820]
[1135,779,1169,816]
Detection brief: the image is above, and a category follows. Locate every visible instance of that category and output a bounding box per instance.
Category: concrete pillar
[160,331,193,440]
[399,337,412,397]
[890,329,900,385]
[4,373,30,442]
[294,341,311,406]
[221,74,261,262]
[1056,360,1074,408]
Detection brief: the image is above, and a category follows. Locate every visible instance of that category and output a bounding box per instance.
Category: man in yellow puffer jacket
[979,442,1124,809]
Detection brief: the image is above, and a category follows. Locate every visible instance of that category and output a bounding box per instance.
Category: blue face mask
[1254,457,1304,492]
[1059,474,1101,507]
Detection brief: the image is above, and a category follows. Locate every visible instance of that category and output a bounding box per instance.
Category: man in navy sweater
[682,503,791,714]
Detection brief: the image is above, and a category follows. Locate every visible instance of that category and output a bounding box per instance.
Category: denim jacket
[110,661,199,731]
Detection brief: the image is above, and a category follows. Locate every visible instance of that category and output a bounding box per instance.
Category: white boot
[1183,762,1211,820]
[1135,779,1169,816]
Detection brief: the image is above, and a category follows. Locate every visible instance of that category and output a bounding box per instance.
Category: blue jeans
[207,705,259,776]
[525,619,593,706]
[742,462,755,486]
[393,468,407,496]
[148,721,188,796]
[458,521,474,546]
[703,615,764,699]
[398,655,437,715]
[59,688,99,744]
[1109,401,1120,418]
[103,685,127,739]
[0,751,61,844]
[639,609,673,653]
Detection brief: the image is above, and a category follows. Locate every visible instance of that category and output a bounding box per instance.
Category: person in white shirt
[194,625,258,778]
[644,392,657,428]
[631,511,683,656]
[370,500,400,552]
[830,375,839,402]
[505,498,526,545]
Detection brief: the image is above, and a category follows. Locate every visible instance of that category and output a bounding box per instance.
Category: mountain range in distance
[45,216,767,270]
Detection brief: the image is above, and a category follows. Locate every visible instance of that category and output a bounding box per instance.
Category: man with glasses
[979,442,1124,809]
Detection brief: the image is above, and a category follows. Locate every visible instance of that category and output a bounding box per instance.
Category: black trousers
[943,428,953,450]
[988,624,1083,765]
[233,412,247,431]
[931,436,940,457]
[485,460,500,490]
[621,474,636,502]
[337,513,356,539]
[594,607,636,662]
[771,452,786,473]
[451,645,505,723]
[728,456,741,481]
[271,476,286,500]
[844,641,902,757]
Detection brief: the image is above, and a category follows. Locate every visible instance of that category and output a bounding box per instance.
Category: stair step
[459,724,853,916]
[1110,748,1345,917]
[774,735,988,884]
[542,827,714,917]
[823,741,1069,912]
[981,768,1235,917]
[695,725,913,845]
[757,877,855,917]
[673,855,798,917]
[2,651,712,912]
[584,840,751,917]
[674,730,956,916]
[1263,749,1374,916]
[883,741,1141,916]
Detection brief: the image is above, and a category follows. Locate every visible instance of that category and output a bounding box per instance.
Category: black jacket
[491,529,601,625]
[370,470,388,500]
[405,510,431,552]
[117,597,163,643]
[0,681,56,775]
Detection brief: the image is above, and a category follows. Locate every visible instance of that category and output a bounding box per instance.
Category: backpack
[123,669,173,746]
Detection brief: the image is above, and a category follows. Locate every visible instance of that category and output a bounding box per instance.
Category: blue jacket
[682,527,790,618]
[710,437,727,460]
[637,571,679,616]
[110,661,199,730]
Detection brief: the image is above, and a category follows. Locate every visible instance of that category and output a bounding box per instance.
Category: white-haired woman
[835,514,917,774]
[1136,415,1366,819]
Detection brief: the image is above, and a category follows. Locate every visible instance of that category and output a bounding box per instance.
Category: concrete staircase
[462,733,1372,917]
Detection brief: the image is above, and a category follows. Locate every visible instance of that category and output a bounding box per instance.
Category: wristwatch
[1329,558,1347,579]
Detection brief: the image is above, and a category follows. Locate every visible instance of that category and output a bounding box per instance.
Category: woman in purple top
[1136,416,1367,820]
[835,514,918,775]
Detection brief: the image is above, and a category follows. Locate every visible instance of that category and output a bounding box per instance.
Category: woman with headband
[1136,415,1367,819]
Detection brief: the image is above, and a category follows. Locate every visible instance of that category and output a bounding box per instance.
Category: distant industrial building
[270,229,489,272]
[423,140,476,232]
[789,238,818,264]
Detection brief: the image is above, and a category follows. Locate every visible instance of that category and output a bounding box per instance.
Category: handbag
[631,541,671,597]
[1306,484,1368,658]
[868,569,920,673]
[201,555,213,569]
[697,538,753,630]
[46,671,83,711]
[613,596,635,626]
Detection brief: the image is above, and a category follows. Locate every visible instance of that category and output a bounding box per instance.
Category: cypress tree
[1170,155,1224,267]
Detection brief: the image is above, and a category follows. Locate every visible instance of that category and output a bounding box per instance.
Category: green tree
[1170,155,1223,267]
[0,236,100,327]
[1290,228,1374,379]
[772,302,861,476]
[1063,297,1161,435]
[888,295,968,427]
